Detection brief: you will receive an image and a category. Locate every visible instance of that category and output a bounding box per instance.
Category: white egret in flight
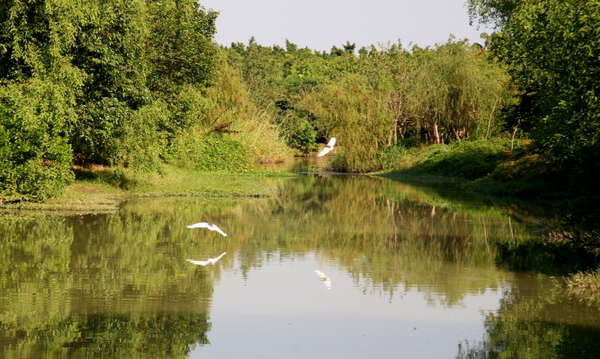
[317,137,336,157]
[315,269,332,289]
[187,252,227,266]
[187,222,227,236]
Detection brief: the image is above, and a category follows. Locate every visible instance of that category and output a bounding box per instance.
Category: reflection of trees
[225,175,543,306]
[0,206,220,357]
[288,176,526,305]
[495,229,600,276]
[1,174,578,356]
[456,275,600,359]
[495,240,599,276]
[0,313,209,358]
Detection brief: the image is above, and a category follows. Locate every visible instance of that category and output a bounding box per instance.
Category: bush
[166,132,250,172]
[0,81,75,201]
[377,143,411,171]
[281,115,317,154]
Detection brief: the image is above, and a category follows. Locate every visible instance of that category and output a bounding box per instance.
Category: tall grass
[232,110,292,164]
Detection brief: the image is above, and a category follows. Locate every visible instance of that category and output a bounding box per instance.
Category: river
[1,170,599,358]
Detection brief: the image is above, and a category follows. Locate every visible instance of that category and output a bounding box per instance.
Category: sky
[199,0,490,52]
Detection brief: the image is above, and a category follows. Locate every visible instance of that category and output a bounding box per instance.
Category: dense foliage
[468,0,600,227]
[6,0,597,218]
[1,0,512,200]
[0,0,222,200]
[224,38,511,172]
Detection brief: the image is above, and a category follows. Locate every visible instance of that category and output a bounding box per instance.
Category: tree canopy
[0,0,219,200]
[468,0,600,225]
[9,0,588,204]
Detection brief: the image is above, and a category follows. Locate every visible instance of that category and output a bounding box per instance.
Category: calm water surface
[1,171,600,358]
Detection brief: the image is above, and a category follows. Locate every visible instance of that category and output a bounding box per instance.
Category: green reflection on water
[457,273,600,359]
[1,174,598,358]
[0,211,215,358]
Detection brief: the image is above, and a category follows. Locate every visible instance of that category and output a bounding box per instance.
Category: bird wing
[187,222,210,229]
[317,146,332,157]
[208,252,227,264]
[317,138,336,157]
[187,259,210,266]
[215,252,227,261]
[210,225,227,236]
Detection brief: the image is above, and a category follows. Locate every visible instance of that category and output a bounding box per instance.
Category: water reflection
[1,174,599,358]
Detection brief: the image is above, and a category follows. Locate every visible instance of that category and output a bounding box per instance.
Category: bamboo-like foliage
[402,40,509,144]
[283,40,509,171]
[299,74,394,172]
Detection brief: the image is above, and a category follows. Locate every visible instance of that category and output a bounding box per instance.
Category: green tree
[0,0,85,200]
[404,40,509,144]
[1,0,220,200]
[469,0,600,226]
[69,0,218,166]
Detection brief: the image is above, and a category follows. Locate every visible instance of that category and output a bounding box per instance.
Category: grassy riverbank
[0,165,294,215]
[378,139,568,201]
[1,139,566,214]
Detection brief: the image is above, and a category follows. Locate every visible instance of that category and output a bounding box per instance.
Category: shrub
[233,111,292,164]
[377,144,411,171]
[166,132,250,172]
[0,81,75,201]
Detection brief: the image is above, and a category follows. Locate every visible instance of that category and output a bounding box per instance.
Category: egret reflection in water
[315,269,332,289]
[317,137,336,157]
[187,222,227,236]
[187,252,227,266]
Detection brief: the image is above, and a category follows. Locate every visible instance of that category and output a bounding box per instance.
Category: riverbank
[377,139,568,201]
[0,165,295,215]
[1,140,566,215]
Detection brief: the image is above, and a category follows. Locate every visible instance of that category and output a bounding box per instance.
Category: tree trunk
[432,122,441,144]
[451,125,461,141]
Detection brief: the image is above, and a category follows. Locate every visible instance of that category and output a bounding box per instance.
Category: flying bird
[187,222,227,236]
[187,252,227,266]
[317,137,336,157]
[315,269,332,289]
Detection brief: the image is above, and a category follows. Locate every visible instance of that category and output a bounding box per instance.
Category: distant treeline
[222,37,510,173]
[2,0,599,213]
